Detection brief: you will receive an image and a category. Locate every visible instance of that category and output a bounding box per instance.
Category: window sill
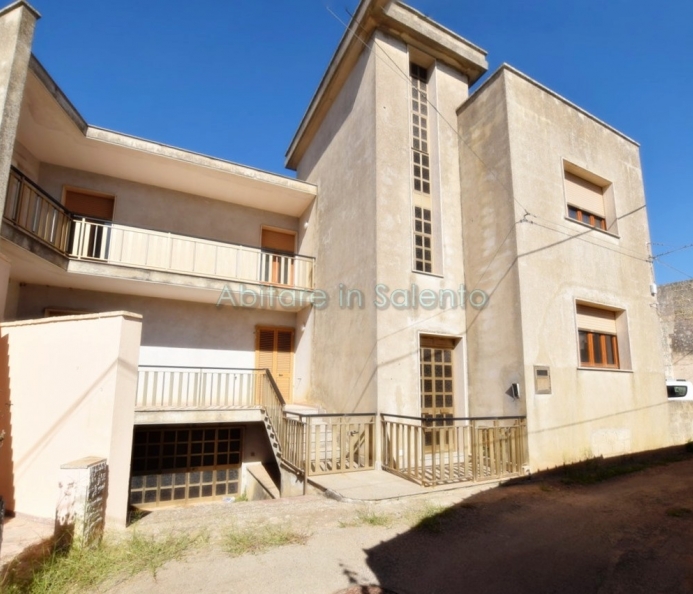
[411,269,444,279]
[577,366,633,373]
[564,216,620,239]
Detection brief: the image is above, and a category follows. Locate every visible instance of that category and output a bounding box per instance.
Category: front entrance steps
[308,469,502,502]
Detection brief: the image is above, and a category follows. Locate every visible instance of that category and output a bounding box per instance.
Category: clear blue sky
[26,0,693,284]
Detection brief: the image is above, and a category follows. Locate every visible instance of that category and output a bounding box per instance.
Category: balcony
[2,168,315,307]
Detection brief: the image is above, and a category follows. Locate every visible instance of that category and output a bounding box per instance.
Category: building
[0,0,674,530]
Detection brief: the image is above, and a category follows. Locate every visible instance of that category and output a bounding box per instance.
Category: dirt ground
[105,454,693,594]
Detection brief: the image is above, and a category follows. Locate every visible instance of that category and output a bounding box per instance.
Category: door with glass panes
[420,337,455,449]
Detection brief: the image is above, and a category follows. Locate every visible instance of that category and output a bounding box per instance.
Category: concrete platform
[308,469,500,501]
[0,513,54,570]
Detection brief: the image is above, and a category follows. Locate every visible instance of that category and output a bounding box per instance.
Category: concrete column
[55,457,108,549]
[0,1,40,222]
[0,252,11,321]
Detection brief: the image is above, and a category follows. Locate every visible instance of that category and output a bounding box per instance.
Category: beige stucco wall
[14,284,302,397]
[460,67,669,470]
[37,163,304,254]
[668,401,693,445]
[458,71,525,420]
[372,32,471,417]
[297,36,379,413]
[0,311,141,528]
[297,28,474,417]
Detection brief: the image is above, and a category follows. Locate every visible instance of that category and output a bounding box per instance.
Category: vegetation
[3,531,205,594]
[409,502,458,533]
[223,524,308,557]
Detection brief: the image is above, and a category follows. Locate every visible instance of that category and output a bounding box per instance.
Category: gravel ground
[102,455,693,594]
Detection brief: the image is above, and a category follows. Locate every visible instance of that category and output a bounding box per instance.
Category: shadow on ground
[363,448,693,594]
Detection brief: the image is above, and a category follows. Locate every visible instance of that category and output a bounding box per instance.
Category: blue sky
[26,0,693,284]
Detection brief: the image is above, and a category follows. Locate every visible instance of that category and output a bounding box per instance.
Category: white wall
[0,312,142,527]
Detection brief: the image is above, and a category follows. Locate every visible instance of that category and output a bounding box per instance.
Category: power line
[653,242,693,260]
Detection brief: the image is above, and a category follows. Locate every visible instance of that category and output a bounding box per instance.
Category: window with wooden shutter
[261,228,295,286]
[64,188,115,221]
[576,304,620,369]
[564,170,608,231]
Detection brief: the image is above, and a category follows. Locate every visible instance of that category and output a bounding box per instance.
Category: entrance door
[261,228,296,286]
[420,336,455,448]
[256,327,294,401]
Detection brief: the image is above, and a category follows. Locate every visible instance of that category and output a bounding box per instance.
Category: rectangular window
[564,171,607,231]
[576,304,620,369]
[413,205,432,273]
[410,62,435,273]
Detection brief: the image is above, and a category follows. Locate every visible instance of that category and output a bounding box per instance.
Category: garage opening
[129,424,242,508]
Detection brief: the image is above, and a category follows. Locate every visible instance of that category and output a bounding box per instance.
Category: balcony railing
[136,366,273,409]
[381,414,526,487]
[4,167,71,253]
[70,219,314,290]
[4,167,314,290]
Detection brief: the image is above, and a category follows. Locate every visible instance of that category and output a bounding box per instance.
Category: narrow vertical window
[410,62,433,273]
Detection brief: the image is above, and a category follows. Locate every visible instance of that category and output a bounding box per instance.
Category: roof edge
[27,56,317,195]
[285,0,488,171]
[458,64,639,147]
[0,0,40,20]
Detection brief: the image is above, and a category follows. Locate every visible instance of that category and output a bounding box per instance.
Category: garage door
[129,425,242,507]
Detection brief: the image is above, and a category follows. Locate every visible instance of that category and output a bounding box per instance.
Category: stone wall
[55,457,107,548]
[659,280,693,381]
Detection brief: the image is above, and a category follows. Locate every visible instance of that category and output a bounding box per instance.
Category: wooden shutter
[576,305,617,334]
[64,189,115,220]
[261,229,295,254]
[255,327,294,401]
[275,330,293,399]
[564,172,604,217]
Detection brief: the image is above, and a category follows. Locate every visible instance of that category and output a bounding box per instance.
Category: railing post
[471,419,478,481]
[303,416,311,495]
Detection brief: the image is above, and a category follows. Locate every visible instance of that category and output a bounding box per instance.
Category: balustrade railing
[381,414,526,487]
[4,167,314,291]
[3,168,71,253]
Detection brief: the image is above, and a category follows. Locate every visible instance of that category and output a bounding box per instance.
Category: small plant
[665,507,692,518]
[410,502,455,533]
[539,483,555,492]
[356,509,392,527]
[224,524,308,557]
[2,531,204,593]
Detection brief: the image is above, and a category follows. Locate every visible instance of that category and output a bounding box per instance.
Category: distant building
[659,280,693,382]
[0,0,674,528]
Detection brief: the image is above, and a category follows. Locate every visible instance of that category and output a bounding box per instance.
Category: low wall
[669,401,693,445]
[0,312,142,528]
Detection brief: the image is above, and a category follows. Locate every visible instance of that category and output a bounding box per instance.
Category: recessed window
[564,170,609,232]
[413,205,432,273]
[576,304,622,369]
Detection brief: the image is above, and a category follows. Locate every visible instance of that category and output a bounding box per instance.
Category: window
[413,204,432,273]
[576,304,620,369]
[63,188,115,221]
[564,170,607,231]
[64,187,115,260]
[260,227,296,286]
[667,384,688,398]
[410,62,434,273]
